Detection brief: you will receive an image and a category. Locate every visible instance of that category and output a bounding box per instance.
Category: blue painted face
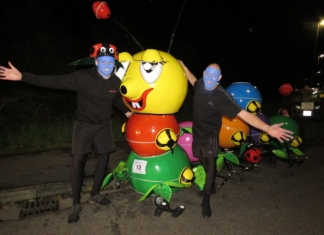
[96,56,115,78]
[203,66,221,90]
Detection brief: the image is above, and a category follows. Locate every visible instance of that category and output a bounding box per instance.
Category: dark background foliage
[1,0,324,134]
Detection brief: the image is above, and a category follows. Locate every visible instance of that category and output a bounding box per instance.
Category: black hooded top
[22,67,129,124]
[192,79,242,139]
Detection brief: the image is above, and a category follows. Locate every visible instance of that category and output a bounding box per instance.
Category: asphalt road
[0,119,323,235]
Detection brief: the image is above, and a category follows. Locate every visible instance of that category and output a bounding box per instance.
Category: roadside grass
[0,117,73,155]
[0,115,126,155]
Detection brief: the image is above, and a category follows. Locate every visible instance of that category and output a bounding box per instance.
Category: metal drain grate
[19,198,59,219]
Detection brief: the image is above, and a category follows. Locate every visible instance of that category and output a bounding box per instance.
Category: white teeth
[132,102,141,108]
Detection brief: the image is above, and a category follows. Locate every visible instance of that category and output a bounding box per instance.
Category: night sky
[1,0,324,99]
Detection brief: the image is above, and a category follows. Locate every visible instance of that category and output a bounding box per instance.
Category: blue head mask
[96,56,115,78]
[203,66,221,90]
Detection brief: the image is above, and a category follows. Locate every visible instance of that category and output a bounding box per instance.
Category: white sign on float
[132,159,147,174]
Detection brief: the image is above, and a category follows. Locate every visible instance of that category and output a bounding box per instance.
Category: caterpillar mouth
[123,88,153,111]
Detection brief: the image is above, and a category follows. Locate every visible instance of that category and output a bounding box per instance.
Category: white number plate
[303,110,312,116]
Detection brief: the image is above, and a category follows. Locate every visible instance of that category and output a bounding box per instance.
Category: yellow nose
[120,77,141,99]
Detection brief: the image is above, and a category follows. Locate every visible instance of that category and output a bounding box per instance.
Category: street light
[316,54,324,87]
[312,20,324,85]
[316,54,324,70]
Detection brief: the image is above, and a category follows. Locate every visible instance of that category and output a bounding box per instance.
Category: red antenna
[92,1,144,51]
[92,1,188,53]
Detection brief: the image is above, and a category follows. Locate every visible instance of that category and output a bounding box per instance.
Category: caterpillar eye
[140,62,162,84]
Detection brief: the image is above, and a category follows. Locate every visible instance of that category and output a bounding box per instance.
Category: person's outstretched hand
[267,123,294,143]
[0,62,22,81]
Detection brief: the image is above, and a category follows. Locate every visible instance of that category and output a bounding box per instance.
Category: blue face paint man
[203,65,222,90]
[96,56,115,79]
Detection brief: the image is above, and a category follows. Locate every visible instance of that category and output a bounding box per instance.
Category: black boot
[68,204,82,223]
[201,194,211,218]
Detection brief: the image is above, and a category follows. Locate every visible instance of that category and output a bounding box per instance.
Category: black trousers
[71,153,109,205]
[192,137,218,195]
[70,120,115,205]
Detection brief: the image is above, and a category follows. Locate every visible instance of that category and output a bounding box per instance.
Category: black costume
[22,67,129,206]
[192,79,242,196]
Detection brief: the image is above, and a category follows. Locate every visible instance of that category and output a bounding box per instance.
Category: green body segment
[269,115,300,137]
[126,145,191,194]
